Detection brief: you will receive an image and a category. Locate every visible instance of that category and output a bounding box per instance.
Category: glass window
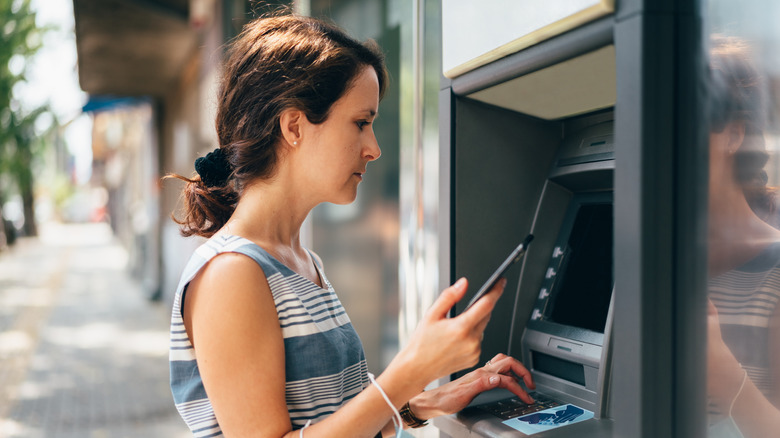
[704,1,780,436]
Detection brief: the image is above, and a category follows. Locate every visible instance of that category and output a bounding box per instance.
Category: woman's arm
[306,277,509,438]
[186,255,507,438]
[184,253,293,436]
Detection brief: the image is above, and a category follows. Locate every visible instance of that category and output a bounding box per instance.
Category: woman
[168,14,534,438]
[706,36,780,437]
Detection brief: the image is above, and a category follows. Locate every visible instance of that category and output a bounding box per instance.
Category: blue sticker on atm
[502,404,594,435]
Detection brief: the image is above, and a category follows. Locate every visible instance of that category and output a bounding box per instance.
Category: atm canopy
[72,0,196,97]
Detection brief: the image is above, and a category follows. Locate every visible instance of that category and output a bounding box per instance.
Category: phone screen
[464,234,534,310]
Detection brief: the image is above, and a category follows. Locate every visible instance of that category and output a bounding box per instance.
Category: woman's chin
[330,192,358,205]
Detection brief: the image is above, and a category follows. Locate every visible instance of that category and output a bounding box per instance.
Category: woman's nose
[364,132,381,161]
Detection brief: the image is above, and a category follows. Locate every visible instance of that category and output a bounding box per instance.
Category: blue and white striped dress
[169,235,369,437]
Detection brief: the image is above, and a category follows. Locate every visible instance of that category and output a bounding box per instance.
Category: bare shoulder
[196,251,268,288]
[184,251,277,342]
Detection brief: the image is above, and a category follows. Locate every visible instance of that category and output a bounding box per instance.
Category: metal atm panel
[440,113,616,438]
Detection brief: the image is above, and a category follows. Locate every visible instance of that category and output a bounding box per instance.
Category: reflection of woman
[167,14,535,438]
[706,36,780,437]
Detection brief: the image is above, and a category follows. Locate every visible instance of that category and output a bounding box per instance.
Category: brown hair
[168,13,388,237]
[709,35,776,223]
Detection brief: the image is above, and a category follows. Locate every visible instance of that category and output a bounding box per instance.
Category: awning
[72,0,197,97]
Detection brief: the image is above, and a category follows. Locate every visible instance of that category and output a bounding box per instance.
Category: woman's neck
[219,179,314,250]
[217,181,324,286]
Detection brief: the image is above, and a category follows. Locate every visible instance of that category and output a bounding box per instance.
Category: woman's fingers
[410,277,509,380]
[485,352,508,365]
[427,276,506,327]
[506,359,535,390]
[458,278,506,327]
[427,277,469,320]
[488,374,535,404]
[484,354,536,390]
[465,369,534,405]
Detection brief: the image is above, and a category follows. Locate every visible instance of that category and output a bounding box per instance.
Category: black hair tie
[194,148,231,187]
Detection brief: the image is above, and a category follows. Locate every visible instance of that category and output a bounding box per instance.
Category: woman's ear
[726,121,746,155]
[279,108,304,148]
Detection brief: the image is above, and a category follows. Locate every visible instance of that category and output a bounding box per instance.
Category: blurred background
[0,0,443,436]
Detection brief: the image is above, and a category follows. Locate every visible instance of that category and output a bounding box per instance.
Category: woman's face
[299,66,381,205]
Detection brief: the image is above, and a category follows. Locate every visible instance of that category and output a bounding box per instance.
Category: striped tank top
[708,242,780,420]
[169,235,369,437]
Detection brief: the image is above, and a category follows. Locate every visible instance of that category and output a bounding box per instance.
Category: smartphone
[463,234,534,310]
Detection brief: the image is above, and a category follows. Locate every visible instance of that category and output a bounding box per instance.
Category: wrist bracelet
[399,401,428,428]
[367,372,403,438]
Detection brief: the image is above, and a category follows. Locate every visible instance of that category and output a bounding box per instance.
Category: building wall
[158,3,224,304]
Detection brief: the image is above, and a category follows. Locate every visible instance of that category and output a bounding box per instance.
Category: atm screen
[545,202,613,334]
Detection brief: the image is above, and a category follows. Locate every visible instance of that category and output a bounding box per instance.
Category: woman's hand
[389,277,507,392]
[410,353,536,420]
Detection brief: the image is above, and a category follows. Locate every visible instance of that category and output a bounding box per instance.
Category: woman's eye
[356,120,369,130]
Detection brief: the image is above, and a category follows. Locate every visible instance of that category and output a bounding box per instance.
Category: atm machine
[435,2,618,437]
[435,1,706,437]
[436,107,616,437]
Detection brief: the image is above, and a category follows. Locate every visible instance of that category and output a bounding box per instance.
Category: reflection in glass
[705,22,780,437]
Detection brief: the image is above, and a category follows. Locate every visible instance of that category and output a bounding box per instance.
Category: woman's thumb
[427,278,468,319]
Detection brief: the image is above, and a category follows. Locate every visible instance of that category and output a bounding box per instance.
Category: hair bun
[194,148,231,187]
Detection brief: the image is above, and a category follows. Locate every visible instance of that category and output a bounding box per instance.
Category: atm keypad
[478,392,562,420]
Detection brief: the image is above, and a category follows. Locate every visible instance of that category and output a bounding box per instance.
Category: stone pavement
[0,222,190,438]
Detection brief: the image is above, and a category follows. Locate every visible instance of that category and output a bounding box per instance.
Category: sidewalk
[0,222,190,438]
